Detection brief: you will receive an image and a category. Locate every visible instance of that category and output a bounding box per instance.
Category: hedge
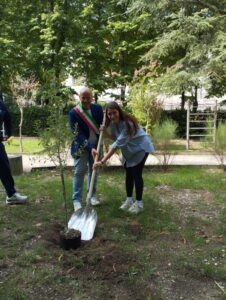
[9,106,51,136]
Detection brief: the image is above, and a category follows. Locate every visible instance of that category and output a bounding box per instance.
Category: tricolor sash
[74,104,100,134]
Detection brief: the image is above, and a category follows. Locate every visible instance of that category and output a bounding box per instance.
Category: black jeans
[124,153,148,201]
[0,142,16,197]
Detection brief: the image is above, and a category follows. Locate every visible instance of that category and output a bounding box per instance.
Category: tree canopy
[0,0,225,101]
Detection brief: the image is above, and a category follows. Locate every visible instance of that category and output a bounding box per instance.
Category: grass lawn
[4,137,206,155]
[0,167,225,299]
[5,137,44,154]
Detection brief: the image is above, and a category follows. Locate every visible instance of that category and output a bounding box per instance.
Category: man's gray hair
[79,87,92,96]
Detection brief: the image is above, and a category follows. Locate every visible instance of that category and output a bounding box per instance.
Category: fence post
[186,100,190,150]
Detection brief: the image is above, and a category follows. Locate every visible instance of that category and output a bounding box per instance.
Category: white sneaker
[6,192,28,205]
[73,201,82,212]
[128,201,143,214]
[91,196,100,206]
[119,199,133,210]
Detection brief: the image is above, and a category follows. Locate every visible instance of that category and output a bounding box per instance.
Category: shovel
[68,112,106,241]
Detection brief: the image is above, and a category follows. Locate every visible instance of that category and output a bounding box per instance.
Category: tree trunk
[191,86,198,112]
[58,152,68,229]
[19,107,23,153]
[181,91,185,110]
[145,109,150,134]
[194,86,198,110]
[94,93,98,103]
[120,85,126,107]
[49,0,54,11]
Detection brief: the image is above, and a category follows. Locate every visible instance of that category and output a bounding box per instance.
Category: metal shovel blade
[68,112,106,241]
[68,206,97,241]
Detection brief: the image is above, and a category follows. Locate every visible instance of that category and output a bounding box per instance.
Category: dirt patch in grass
[142,186,226,299]
[149,268,223,300]
[137,232,226,300]
[128,221,143,235]
[154,185,226,245]
[0,262,11,282]
[38,222,226,299]
[155,185,220,221]
[40,222,64,247]
[38,223,151,299]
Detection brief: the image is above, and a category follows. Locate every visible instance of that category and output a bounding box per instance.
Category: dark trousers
[0,142,16,197]
[124,153,148,201]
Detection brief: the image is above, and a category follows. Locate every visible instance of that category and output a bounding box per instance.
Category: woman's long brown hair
[105,101,138,136]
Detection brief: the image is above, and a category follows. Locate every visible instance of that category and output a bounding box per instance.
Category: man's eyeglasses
[81,96,91,100]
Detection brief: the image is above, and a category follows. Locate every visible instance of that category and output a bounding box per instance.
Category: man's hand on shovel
[92,113,107,170]
[93,161,102,169]
[92,148,102,169]
[91,148,98,160]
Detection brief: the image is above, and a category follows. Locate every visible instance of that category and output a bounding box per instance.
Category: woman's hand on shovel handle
[100,124,106,131]
[91,148,98,160]
[93,161,102,169]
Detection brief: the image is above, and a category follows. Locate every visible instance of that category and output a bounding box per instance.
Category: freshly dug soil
[60,229,81,250]
[61,229,81,239]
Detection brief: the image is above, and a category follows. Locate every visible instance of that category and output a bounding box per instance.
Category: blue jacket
[0,101,12,141]
[69,103,103,157]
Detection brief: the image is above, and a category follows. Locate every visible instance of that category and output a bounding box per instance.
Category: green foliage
[215,123,226,153]
[8,106,50,136]
[205,122,226,170]
[0,0,44,92]
[160,109,187,138]
[0,0,225,107]
[152,119,178,170]
[129,1,226,100]
[39,114,71,164]
[129,82,163,133]
[0,167,226,298]
[105,2,153,103]
[38,75,72,163]
[153,119,177,148]
[38,73,73,228]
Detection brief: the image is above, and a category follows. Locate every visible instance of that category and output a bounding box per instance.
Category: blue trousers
[0,142,16,197]
[72,150,97,204]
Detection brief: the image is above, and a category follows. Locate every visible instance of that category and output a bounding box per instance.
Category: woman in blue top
[93,101,154,214]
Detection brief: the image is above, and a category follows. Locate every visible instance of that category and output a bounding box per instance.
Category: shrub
[204,122,226,170]
[152,119,178,171]
[160,109,186,138]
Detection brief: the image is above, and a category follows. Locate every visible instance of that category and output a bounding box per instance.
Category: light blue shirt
[111,121,155,167]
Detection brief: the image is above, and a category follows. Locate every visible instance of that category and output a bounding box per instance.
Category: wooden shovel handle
[87,110,106,203]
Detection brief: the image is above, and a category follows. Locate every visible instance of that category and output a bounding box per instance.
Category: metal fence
[186,100,218,150]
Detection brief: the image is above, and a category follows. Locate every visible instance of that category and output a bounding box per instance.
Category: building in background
[65,76,226,110]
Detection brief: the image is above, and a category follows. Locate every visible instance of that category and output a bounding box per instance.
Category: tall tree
[127,0,226,105]
[69,0,112,99]
[0,0,81,95]
[0,0,41,93]
[11,75,38,152]
[105,0,153,105]
[71,0,153,104]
